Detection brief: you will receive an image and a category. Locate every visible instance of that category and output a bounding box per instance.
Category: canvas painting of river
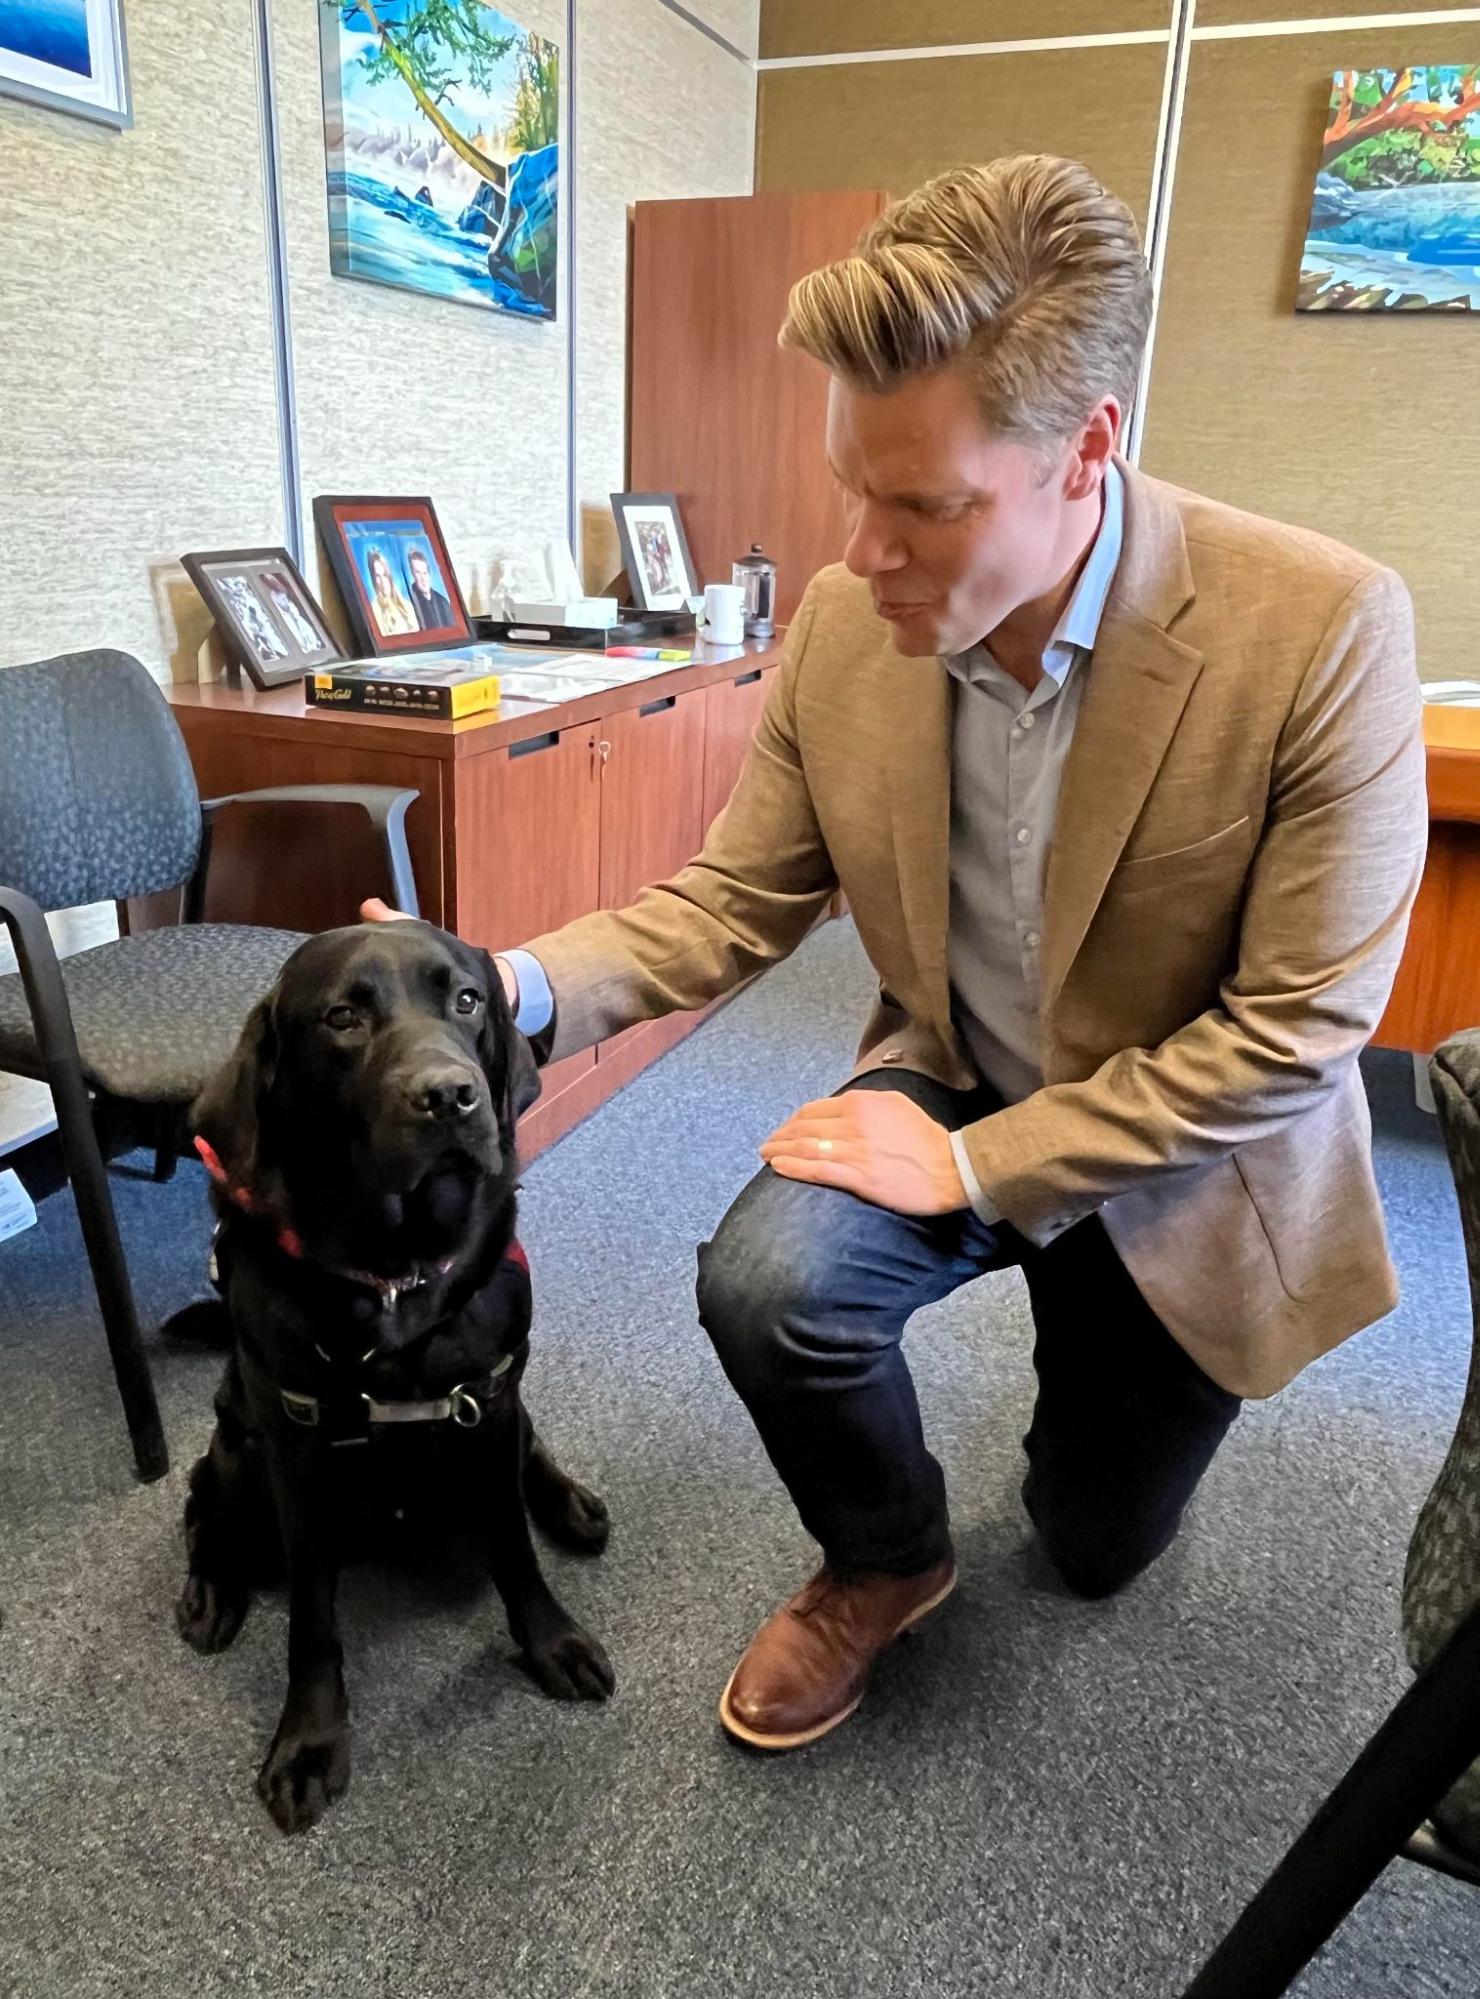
[319,1,559,321]
[0,0,132,125]
[1298,66,1480,311]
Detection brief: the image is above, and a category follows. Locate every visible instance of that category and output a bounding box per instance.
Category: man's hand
[359,898,519,1009]
[760,1090,969,1217]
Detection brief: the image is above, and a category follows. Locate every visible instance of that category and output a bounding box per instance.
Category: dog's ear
[474,949,541,1142]
[192,993,280,1188]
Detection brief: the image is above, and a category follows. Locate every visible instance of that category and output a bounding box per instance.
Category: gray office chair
[0,649,419,1483]
[1181,1029,1480,1996]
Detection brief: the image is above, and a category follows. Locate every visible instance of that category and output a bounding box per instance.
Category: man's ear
[192,993,280,1187]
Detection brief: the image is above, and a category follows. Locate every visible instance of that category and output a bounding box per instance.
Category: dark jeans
[696,1069,1242,1597]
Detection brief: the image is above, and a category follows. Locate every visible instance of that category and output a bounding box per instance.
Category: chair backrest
[0,649,201,911]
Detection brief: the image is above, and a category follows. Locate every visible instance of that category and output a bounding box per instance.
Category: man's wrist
[949,1129,1002,1225]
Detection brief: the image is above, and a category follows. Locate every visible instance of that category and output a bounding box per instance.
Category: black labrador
[176,920,614,1833]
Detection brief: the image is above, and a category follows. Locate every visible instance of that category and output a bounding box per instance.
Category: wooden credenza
[153,639,783,1161]
[1376,705,1480,1056]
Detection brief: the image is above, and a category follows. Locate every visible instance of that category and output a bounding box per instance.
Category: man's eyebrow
[825,460,983,508]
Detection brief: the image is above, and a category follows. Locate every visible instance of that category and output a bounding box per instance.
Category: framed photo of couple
[313,496,472,658]
[182,547,342,690]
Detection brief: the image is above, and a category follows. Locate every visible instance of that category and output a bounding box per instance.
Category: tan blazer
[525,464,1428,1398]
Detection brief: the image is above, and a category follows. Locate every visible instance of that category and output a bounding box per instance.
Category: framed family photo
[182,546,343,690]
[0,0,133,127]
[313,495,472,657]
[610,492,699,613]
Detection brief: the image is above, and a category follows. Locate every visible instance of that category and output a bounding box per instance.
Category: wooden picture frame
[313,494,473,657]
[610,491,700,613]
[182,546,343,690]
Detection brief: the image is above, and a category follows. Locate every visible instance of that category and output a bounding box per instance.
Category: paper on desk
[0,1168,38,1244]
[1421,680,1480,706]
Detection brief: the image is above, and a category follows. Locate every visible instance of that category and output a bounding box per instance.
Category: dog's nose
[412,1070,480,1120]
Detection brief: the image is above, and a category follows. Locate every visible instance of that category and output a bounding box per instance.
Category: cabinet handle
[638,695,677,716]
[595,738,611,766]
[734,670,762,686]
[510,730,559,758]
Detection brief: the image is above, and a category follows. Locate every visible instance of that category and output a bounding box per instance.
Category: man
[408,548,454,630]
[367,156,1427,1753]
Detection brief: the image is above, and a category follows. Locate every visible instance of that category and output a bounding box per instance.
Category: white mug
[699,582,746,646]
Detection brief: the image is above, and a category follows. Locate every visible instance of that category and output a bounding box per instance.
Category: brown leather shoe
[719,1556,957,1751]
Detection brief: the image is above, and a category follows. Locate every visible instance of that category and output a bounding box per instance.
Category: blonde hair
[780,156,1152,448]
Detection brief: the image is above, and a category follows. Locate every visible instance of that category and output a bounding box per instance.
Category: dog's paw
[521,1619,616,1702]
[256,1720,352,1835]
[532,1476,611,1556]
[176,1572,249,1653]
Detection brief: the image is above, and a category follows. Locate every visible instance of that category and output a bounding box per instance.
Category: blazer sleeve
[959,565,1429,1244]
[519,579,841,1064]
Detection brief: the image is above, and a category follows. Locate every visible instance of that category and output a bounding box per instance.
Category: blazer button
[880,1049,903,1064]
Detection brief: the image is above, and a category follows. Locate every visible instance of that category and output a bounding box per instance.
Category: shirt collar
[944,458,1125,689]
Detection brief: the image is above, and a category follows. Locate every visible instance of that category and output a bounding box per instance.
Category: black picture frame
[313,494,473,658]
[182,546,343,689]
[610,491,700,613]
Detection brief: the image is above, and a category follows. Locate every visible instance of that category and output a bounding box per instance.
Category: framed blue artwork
[318,1,560,320]
[0,0,133,128]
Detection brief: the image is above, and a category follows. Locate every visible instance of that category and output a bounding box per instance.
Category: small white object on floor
[1414,1052,1438,1116]
[0,1167,38,1243]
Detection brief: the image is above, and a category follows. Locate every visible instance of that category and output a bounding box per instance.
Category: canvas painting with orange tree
[1298,65,1480,311]
[319,1,559,319]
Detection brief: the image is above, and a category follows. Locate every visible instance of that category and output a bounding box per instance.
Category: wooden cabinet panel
[630,189,885,622]
[702,665,777,836]
[453,724,602,1109]
[1376,823,1480,1055]
[597,689,707,1073]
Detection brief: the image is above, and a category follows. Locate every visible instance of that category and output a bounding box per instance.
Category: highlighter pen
[605,646,695,662]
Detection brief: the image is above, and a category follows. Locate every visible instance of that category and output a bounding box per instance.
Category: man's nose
[410,1068,481,1120]
[843,504,905,578]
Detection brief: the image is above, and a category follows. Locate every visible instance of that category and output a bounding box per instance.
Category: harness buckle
[281,1388,320,1427]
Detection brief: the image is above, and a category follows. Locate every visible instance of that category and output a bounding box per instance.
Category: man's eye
[324,1005,359,1031]
[455,989,483,1015]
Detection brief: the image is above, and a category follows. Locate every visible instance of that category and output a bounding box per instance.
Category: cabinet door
[702,665,777,837]
[597,688,707,1071]
[454,725,602,1104]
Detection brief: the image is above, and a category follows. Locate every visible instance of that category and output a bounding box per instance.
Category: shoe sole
[717,1569,958,1752]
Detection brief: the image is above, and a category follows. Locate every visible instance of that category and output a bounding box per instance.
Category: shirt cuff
[499,949,554,1038]
[949,1129,1001,1226]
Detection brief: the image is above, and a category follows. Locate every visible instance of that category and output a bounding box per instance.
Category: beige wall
[0,0,284,681]
[0,0,758,682]
[1140,19,1480,676]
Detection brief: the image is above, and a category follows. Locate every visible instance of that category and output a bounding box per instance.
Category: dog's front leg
[483,1397,615,1703]
[257,1427,351,1834]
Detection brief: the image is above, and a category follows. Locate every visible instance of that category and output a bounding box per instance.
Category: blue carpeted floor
[2,916,1478,1997]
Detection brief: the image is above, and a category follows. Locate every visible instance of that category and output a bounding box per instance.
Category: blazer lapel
[1040,464,1205,1015]
[888,654,954,1028]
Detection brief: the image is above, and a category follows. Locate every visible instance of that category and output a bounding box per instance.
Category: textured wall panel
[678,0,759,57]
[1200,0,1477,26]
[1142,28,1480,678]
[757,41,1168,225]
[0,0,283,680]
[275,0,570,619]
[573,0,757,588]
[761,0,1170,59]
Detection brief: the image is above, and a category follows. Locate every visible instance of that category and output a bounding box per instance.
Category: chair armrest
[186,785,420,925]
[0,885,84,1083]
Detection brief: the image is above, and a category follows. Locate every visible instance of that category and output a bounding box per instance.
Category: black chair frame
[0,784,419,1484]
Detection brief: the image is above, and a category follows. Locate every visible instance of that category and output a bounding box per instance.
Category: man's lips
[874,599,935,618]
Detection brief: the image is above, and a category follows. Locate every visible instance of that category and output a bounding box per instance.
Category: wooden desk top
[1424,704,1480,825]
[164,634,786,760]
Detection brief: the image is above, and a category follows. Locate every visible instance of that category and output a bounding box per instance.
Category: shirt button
[1015,826,1031,845]
[1019,712,1036,730]
[1025,931,1041,949]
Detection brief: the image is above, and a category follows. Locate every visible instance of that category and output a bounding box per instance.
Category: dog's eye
[324,1004,359,1032]
[455,988,483,1015]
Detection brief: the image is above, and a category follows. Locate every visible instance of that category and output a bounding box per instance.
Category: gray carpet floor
[3,916,1480,1998]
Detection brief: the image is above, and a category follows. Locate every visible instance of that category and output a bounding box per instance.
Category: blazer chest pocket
[1106,816,1256,940]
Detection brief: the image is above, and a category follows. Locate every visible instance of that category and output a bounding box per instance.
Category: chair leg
[152,1106,180,1183]
[52,1057,168,1482]
[1180,1596,1480,1998]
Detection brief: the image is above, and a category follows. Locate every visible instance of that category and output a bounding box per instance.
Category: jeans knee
[1024,1481,1176,1600]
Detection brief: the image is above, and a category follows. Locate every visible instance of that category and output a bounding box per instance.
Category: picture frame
[0,0,133,129]
[610,492,700,613]
[182,546,344,691]
[313,495,473,657]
